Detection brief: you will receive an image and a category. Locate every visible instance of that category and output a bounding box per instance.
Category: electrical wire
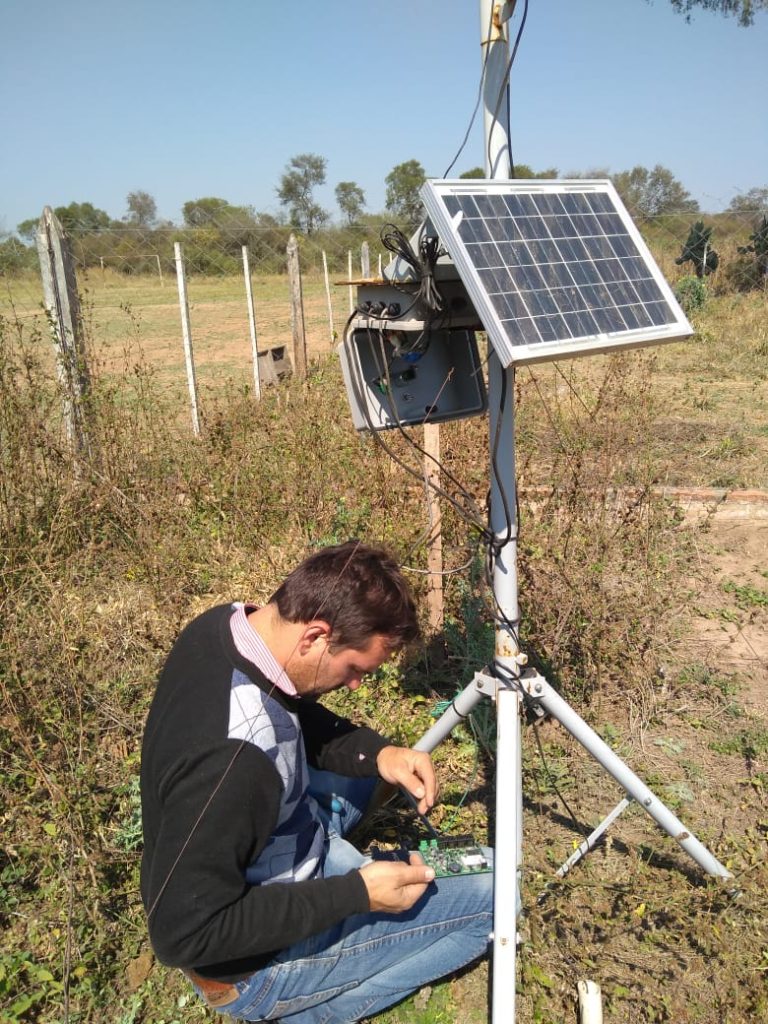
[530,715,590,841]
[341,315,493,543]
[486,0,529,178]
[379,224,447,317]
[442,1,496,177]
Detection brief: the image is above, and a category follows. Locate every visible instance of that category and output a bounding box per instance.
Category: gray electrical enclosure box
[338,328,487,432]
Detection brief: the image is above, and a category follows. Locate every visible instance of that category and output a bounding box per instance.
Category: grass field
[1,268,344,396]
[1,271,767,1023]
[3,266,766,486]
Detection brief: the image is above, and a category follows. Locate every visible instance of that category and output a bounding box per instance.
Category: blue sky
[2,0,766,233]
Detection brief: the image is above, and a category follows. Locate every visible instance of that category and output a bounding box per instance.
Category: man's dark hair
[271,540,420,651]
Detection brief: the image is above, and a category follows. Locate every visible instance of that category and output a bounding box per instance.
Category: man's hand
[359,854,435,913]
[376,746,437,816]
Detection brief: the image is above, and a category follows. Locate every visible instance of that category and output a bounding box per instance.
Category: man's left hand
[376,746,437,815]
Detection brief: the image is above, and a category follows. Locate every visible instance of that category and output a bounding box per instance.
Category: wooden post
[286,234,307,380]
[360,241,370,278]
[155,253,164,287]
[242,245,262,399]
[424,423,444,632]
[35,206,91,456]
[173,242,201,436]
[322,250,335,346]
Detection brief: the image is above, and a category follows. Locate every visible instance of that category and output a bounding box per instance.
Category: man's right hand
[359,854,435,913]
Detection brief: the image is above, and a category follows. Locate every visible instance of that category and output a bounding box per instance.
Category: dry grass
[1,282,766,1023]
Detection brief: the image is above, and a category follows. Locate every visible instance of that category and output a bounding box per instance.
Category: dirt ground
[680,494,768,717]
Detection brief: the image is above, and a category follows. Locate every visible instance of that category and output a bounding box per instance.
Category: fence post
[242,245,262,400]
[173,242,201,436]
[286,233,307,380]
[35,206,91,456]
[360,241,370,278]
[322,250,335,346]
[424,423,444,632]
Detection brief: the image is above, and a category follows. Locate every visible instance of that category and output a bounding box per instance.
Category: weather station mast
[338,1,733,1021]
[477,2,525,1018]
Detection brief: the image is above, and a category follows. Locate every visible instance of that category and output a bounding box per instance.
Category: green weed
[710,726,768,761]
[722,578,768,609]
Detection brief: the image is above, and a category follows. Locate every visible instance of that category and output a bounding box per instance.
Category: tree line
[2,156,767,287]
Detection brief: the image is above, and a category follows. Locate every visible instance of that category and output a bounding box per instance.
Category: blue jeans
[189,770,494,1023]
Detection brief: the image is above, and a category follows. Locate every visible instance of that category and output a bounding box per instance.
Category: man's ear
[297,620,333,653]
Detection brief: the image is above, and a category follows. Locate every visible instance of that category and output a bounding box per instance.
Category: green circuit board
[417,836,491,878]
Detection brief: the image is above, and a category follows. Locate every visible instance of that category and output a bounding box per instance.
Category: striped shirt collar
[229,602,298,697]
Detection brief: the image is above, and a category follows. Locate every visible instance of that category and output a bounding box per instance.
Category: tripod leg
[413,676,488,753]
[521,670,731,879]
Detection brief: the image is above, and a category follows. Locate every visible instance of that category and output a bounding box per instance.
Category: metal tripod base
[417,665,731,877]
[415,664,731,1022]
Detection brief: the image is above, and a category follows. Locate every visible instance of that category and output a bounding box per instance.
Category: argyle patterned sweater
[140,604,388,980]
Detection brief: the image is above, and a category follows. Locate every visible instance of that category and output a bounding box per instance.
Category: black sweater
[140,604,388,980]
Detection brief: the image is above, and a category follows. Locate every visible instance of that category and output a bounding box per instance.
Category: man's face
[290,632,394,698]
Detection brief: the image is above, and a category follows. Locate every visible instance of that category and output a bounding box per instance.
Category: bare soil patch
[680,496,768,717]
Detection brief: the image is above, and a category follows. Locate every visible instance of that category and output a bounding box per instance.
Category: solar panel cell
[421,179,692,365]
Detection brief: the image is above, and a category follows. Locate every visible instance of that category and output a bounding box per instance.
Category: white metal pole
[578,981,604,1024]
[242,246,262,400]
[174,242,201,436]
[480,2,520,1021]
[322,250,335,345]
[347,250,354,314]
[492,685,522,1016]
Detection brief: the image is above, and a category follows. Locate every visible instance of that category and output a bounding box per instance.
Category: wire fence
[0,221,388,395]
[1,205,765,406]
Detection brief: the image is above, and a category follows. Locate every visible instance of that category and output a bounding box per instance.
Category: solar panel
[421,179,693,367]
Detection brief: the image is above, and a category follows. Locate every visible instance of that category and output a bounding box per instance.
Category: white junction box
[339,327,487,432]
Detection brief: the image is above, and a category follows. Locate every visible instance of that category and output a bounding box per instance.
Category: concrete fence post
[35,206,91,457]
[286,234,307,380]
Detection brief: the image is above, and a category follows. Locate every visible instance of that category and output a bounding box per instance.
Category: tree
[56,201,112,234]
[17,202,112,240]
[459,163,558,180]
[182,197,252,228]
[0,235,36,274]
[335,182,366,226]
[675,221,719,277]
[666,0,767,26]
[125,190,157,227]
[384,160,426,227]
[565,166,612,180]
[611,165,699,218]
[276,153,328,235]
[737,215,768,284]
[511,163,559,179]
[16,218,38,242]
[726,186,768,218]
